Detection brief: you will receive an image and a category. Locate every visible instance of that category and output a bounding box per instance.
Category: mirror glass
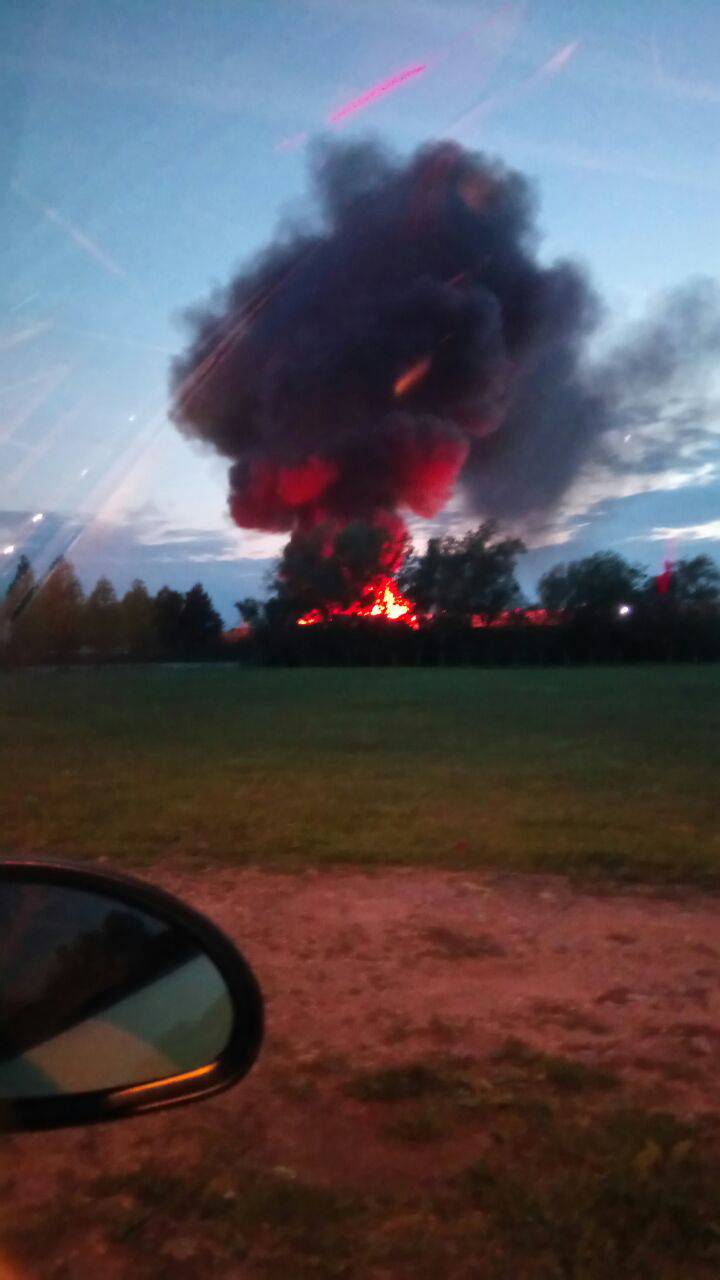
[0,879,235,1098]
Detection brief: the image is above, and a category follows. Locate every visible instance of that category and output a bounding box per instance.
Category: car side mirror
[0,861,263,1131]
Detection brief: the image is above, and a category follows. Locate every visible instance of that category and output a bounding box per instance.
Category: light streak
[329,63,428,124]
[11,180,125,279]
[450,39,580,134]
[394,355,432,398]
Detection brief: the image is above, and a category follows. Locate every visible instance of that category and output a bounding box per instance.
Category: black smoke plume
[170,138,719,556]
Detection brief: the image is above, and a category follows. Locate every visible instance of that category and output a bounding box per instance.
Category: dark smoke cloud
[170,138,720,547]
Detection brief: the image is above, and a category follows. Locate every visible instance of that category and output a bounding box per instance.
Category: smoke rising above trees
[170,136,720,556]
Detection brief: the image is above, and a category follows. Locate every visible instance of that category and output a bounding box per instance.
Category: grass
[5,1048,720,1279]
[1,664,719,882]
[491,1035,621,1092]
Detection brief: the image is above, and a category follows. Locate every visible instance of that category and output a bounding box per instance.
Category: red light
[657,560,673,595]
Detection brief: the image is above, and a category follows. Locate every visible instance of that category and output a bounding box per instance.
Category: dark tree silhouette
[652,555,720,605]
[235,597,263,626]
[404,522,525,621]
[121,579,157,656]
[4,554,35,617]
[153,587,186,655]
[272,519,408,620]
[2,555,37,657]
[397,538,443,612]
[539,552,646,613]
[84,576,119,656]
[181,583,223,653]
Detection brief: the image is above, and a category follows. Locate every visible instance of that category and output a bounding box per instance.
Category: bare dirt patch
[2,866,720,1278]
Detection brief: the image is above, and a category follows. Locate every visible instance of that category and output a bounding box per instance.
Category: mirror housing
[0,860,263,1131]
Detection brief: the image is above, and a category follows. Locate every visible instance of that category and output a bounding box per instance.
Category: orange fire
[297,575,420,628]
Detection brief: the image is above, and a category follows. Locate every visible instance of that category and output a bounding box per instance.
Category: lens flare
[394,355,432,398]
[328,63,428,124]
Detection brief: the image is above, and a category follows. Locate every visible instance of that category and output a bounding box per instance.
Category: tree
[4,554,35,618]
[397,538,443,613]
[27,558,85,661]
[84,576,119,656]
[403,522,525,621]
[655,555,720,605]
[272,519,408,620]
[2,555,35,660]
[120,579,157,656]
[235,597,263,626]
[153,583,222,656]
[153,586,186,655]
[2,554,36,653]
[538,552,646,614]
[181,583,223,653]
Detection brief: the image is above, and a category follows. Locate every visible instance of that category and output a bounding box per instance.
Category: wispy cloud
[647,518,720,543]
[552,459,718,533]
[650,39,720,107]
[0,319,55,352]
[129,507,283,562]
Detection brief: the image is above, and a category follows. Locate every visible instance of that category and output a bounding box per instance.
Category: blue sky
[1,0,719,622]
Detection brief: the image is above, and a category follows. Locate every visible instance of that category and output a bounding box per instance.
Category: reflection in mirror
[0,880,234,1098]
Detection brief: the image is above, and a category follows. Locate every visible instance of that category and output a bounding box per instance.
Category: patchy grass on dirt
[4,1048,720,1279]
[2,664,718,883]
[3,865,720,1278]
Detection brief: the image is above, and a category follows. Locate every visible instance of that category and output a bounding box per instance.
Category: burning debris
[298,576,419,628]
[170,137,720,623]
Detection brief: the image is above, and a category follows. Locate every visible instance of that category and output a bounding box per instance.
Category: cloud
[0,319,55,352]
[647,519,720,544]
[650,39,720,107]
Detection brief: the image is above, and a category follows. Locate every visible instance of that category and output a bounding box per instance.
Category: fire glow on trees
[297,575,420,628]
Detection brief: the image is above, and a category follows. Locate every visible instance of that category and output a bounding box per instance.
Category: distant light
[79,467,90,478]
[623,433,632,443]
[3,544,15,556]
[618,603,632,616]
[31,512,44,523]
[128,413,136,422]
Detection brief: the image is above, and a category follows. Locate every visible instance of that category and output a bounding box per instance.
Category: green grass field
[2,664,718,883]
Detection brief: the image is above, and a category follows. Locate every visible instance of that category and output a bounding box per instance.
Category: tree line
[237,521,720,666]
[2,521,719,666]
[1,555,223,664]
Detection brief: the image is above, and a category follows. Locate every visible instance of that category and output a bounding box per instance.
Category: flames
[297,575,420,629]
[470,607,559,628]
[297,593,561,631]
